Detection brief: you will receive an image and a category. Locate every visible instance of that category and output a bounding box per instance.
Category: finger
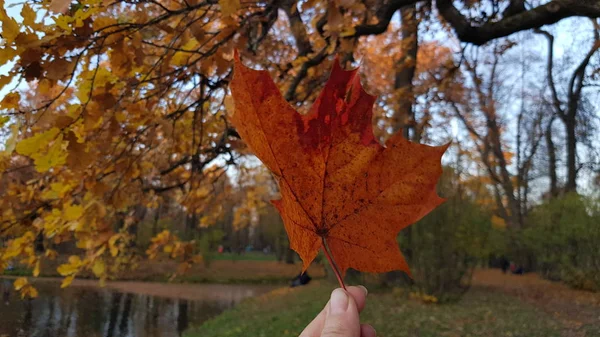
[299,286,368,337]
[321,288,361,337]
[360,324,376,337]
[347,285,368,312]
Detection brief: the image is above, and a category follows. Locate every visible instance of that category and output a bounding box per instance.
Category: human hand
[299,286,376,337]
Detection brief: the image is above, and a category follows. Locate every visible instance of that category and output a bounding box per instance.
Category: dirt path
[472,269,600,337]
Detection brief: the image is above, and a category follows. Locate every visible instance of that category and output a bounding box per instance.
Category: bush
[395,168,494,302]
[524,193,600,291]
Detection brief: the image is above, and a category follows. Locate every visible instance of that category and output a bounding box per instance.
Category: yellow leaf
[13,277,28,290]
[16,127,60,156]
[57,255,81,276]
[21,4,37,27]
[42,182,72,200]
[38,78,52,94]
[1,92,20,110]
[0,8,20,44]
[54,15,73,33]
[0,47,17,65]
[45,249,58,259]
[61,275,75,288]
[172,38,199,66]
[108,235,120,257]
[33,133,67,172]
[22,286,38,298]
[64,204,83,221]
[33,259,40,277]
[0,74,12,91]
[0,115,8,127]
[219,0,240,16]
[92,260,105,277]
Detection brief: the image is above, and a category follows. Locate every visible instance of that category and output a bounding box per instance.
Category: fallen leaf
[230,53,447,277]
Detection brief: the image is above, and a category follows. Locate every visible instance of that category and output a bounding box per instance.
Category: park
[1,0,599,336]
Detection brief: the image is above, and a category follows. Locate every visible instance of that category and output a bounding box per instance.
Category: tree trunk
[284,247,295,264]
[546,119,559,197]
[564,115,577,192]
[385,4,420,286]
[393,4,418,139]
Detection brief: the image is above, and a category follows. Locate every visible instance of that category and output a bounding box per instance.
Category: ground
[186,269,600,337]
[473,270,600,337]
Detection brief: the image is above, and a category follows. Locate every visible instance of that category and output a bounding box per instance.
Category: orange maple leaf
[230,54,448,284]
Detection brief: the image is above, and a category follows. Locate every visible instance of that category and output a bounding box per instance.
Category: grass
[1,267,31,277]
[185,281,564,337]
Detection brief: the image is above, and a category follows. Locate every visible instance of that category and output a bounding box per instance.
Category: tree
[535,20,600,192]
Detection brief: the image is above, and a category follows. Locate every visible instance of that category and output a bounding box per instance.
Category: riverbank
[186,270,600,337]
[3,257,326,284]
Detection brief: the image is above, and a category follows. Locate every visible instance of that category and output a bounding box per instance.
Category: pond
[0,278,277,337]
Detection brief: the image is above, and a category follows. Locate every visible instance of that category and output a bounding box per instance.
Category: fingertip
[360,324,376,337]
[346,285,368,312]
[358,285,368,296]
[329,288,350,314]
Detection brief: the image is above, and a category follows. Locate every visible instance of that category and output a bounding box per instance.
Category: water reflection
[0,279,274,337]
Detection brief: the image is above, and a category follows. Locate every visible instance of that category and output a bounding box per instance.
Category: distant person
[510,262,524,275]
[300,286,375,337]
[290,272,311,287]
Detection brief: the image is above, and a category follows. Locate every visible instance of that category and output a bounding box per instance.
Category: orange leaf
[230,53,448,277]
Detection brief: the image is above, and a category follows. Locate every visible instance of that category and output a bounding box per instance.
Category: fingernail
[358,285,368,296]
[329,288,349,314]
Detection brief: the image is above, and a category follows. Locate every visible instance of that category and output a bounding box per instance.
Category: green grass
[185,282,564,337]
[1,267,32,277]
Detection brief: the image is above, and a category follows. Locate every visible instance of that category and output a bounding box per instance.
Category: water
[0,278,276,337]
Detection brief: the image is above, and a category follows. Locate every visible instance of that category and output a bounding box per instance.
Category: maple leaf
[230,54,448,281]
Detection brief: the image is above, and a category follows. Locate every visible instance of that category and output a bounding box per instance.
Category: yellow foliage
[21,4,38,28]
[491,215,507,229]
[1,92,20,110]
[219,0,240,17]
[16,127,60,156]
[61,275,75,288]
[13,277,38,298]
[64,204,84,221]
[33,133,67,172]
[92,259,105,277]
[0,3,20,44]
[57,255,83,276]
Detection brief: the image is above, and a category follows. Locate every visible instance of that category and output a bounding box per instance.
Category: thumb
[321,289,360,337]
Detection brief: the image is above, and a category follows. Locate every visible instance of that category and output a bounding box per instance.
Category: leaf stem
[321,237,346,290]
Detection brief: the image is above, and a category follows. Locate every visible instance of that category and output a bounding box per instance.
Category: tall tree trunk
[564,115,577,192]
[393,4,418,139]
[546,119,559,197]
[387,4,419,286]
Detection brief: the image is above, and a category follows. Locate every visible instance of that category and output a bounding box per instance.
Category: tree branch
[437,0,600,46]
